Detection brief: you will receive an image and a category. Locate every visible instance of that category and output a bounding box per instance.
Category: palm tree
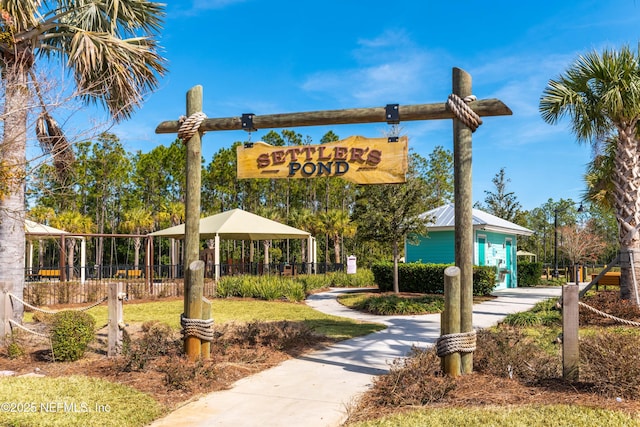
[540,45,640,302]
[121,207,155,270]
[0,1,166,320]
[319,209,357,264]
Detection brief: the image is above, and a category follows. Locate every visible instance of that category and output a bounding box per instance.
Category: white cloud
[301,30,450,106]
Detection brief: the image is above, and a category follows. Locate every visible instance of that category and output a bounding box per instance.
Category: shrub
[213,320,317,351]
[50,310,96,362]
[580,329,640,398]
[215,275,305,301]
[355,347,456,410]
[158,359,217,391]
[518,262,543,287]
[474,326,561,383]
[121,321,180,371]
[502,298,561,327]
[372,262,497,296]
[351,294,445,315]
[296,274,329,293]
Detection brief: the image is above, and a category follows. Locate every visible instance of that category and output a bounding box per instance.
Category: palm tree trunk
[615,126,640,303]
[334,235,341,264]
[0,61,29,321]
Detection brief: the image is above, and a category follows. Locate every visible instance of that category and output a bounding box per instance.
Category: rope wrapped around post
[436,330,477,357]
[180,313,214,342]
[177,112,207,142]
[446,94,483,132]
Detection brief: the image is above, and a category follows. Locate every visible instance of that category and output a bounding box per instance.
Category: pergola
[149,208,315,280]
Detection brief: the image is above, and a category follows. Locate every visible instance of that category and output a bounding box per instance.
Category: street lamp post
[553,208,559,278]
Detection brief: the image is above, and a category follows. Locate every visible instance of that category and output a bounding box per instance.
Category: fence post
[562,284,579,381]
[108,282,124,357]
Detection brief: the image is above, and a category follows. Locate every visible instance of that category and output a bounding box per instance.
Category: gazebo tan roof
[25,219,69,238]
[149,208,311,240]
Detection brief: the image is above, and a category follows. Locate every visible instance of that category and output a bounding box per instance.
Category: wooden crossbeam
[155,100,512,134]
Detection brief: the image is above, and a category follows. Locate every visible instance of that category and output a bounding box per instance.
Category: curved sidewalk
[148,286,563,427]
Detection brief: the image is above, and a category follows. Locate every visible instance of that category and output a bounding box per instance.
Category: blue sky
[95,1,640,210]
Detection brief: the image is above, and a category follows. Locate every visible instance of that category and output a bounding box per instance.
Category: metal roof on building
[420,203,533,236]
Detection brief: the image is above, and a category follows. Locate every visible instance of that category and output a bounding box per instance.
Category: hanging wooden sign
[236,135,408,184]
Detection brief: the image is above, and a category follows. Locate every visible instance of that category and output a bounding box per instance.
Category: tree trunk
[614,126,640,303]
[393,240,400,294]
[134,237,141,270]
[0,61,29,321]
[67,240,76,280]
[334,235,341,264]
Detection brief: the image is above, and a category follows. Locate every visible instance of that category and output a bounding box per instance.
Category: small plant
[5,333,25,359]
[50,310,96,362]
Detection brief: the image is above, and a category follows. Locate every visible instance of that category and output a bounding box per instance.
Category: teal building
[405,204,533,290]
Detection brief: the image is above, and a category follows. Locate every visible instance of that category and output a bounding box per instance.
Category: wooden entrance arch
[156,68,512,369]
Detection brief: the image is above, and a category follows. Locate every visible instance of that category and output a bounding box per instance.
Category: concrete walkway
[148,286,563,427]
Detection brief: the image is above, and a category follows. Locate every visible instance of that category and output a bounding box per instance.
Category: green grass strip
[0,376,164,427]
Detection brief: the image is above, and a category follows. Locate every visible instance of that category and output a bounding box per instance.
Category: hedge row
[371,262,497,296]
[516,262,543,287]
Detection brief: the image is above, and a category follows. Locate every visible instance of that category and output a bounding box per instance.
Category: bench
[38,269,60,281]
[591,272,620,290]
[115,270,142,279]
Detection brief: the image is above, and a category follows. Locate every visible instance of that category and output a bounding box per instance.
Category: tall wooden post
[108,282,124,357]
[184,86,204,359]
[453,68,474,374]
[443,266,461,376]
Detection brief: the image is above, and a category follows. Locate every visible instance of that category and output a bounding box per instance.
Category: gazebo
[149,209,315,280]
[25,220,87,283]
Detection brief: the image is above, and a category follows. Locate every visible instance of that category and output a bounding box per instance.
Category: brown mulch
[1,320,332,410]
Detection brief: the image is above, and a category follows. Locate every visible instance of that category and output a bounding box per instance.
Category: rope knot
[180,313,215,341]
[436,330,477,357]
[178,112,207,142]
[446,94,483,132]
